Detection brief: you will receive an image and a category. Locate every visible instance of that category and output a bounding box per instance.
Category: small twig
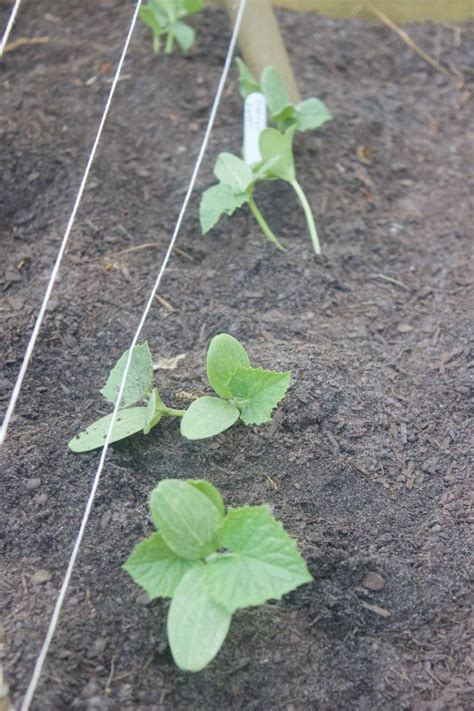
[98,243,194,262]
[3,36,49,54]
[366,3,464,88]
[155,294,175,312]
[370,273,412,291]
[104,656,115,694]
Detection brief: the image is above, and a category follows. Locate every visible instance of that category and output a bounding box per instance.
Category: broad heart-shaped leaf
[199,183,248,234]
[206,505,312,613]
[68,407,148,452]
[235,57,260,99]
[206,333,250,399]
[214,153,254,193]
[259,127,296,183]
[100,342,153,408]
[149,480,223,560]
[171,20,194,51]
[187,480,225,517]
[228,367,291,425]
[167,565,231,672]
[295,98,332,132]
[261,66,292,118]
[123,532,198,599]
[180,397,240,440]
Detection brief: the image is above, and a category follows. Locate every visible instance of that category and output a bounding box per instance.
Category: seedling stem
[290,179,320,255]
[161,406,186,417]
[165,32,174,54]
[248,195,284,251]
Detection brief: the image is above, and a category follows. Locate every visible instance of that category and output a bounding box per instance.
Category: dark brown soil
[1,2,473,709]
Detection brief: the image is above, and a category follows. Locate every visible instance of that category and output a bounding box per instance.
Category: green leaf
[143,388,163,434]
[206,333,251,399]
[149,480,223,560]
[123,532,197,599]
[228,366,291,425]
[68,407,149,453]
[206,505,312,612]
[251,156,280,181]
[182,0,203,16]
[171,20,194,51]
[199,183,248,234]
[214,153,254,193]
[187,480,225,517]
[259,127,296,183]
[168,566,231,672]
[139,5,163,35]
[261,66,293,118]
[295,98,332,132]
[100,342,153,408]
[180,397,240,440]
[236,57,260,99]
[272,104,297,132]
[159,0,177,21]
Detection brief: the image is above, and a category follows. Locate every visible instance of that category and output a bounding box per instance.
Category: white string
[20,2,247,708]
[0,0,144,447]
[0,0,23,57]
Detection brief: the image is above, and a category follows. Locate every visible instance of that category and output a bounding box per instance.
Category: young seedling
[68,343,185,453]
[200,126,323,253]
[236,59,332,134]
[139,0,203,54]
[69,335,290,452]
[180,333,291,439]
[123,479,312,671]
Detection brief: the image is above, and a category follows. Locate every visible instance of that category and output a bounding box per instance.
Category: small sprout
[200,126,323,253]
[139,0,203,55]
[236,59,332,134]
[180,334,291,440]
[69,335,290,452]
[123,479,312,671]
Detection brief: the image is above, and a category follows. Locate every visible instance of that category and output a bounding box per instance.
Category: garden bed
[1,1,472,708]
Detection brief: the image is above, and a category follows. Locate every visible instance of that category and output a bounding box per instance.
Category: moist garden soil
[0,1,472,709]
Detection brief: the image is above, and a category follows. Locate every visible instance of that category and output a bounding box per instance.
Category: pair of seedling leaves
[68,334,290,452]
[200,62,332,254]
[123,478,312,671]
[139,0,203,54]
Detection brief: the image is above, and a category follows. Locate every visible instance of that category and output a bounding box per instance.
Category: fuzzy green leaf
[123,532,197,599]
[207,333,251,399]
[68,407,148,452]
[235,58,260,99]
[180,397,240,440]
[261,66,292,118]
[171,20,194,51]
[295,98,332,132]
[228,366,291,425]
[100,342,153,408]
[187,480,225,517]
[206,505,312,613]
[259,127,296,183]
[199,183,247,234]
[168,566,231,672]
[214,153,254,193]
[149,480,223,560]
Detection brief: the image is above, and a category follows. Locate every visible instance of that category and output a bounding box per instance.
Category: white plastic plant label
[243,92,267,165]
